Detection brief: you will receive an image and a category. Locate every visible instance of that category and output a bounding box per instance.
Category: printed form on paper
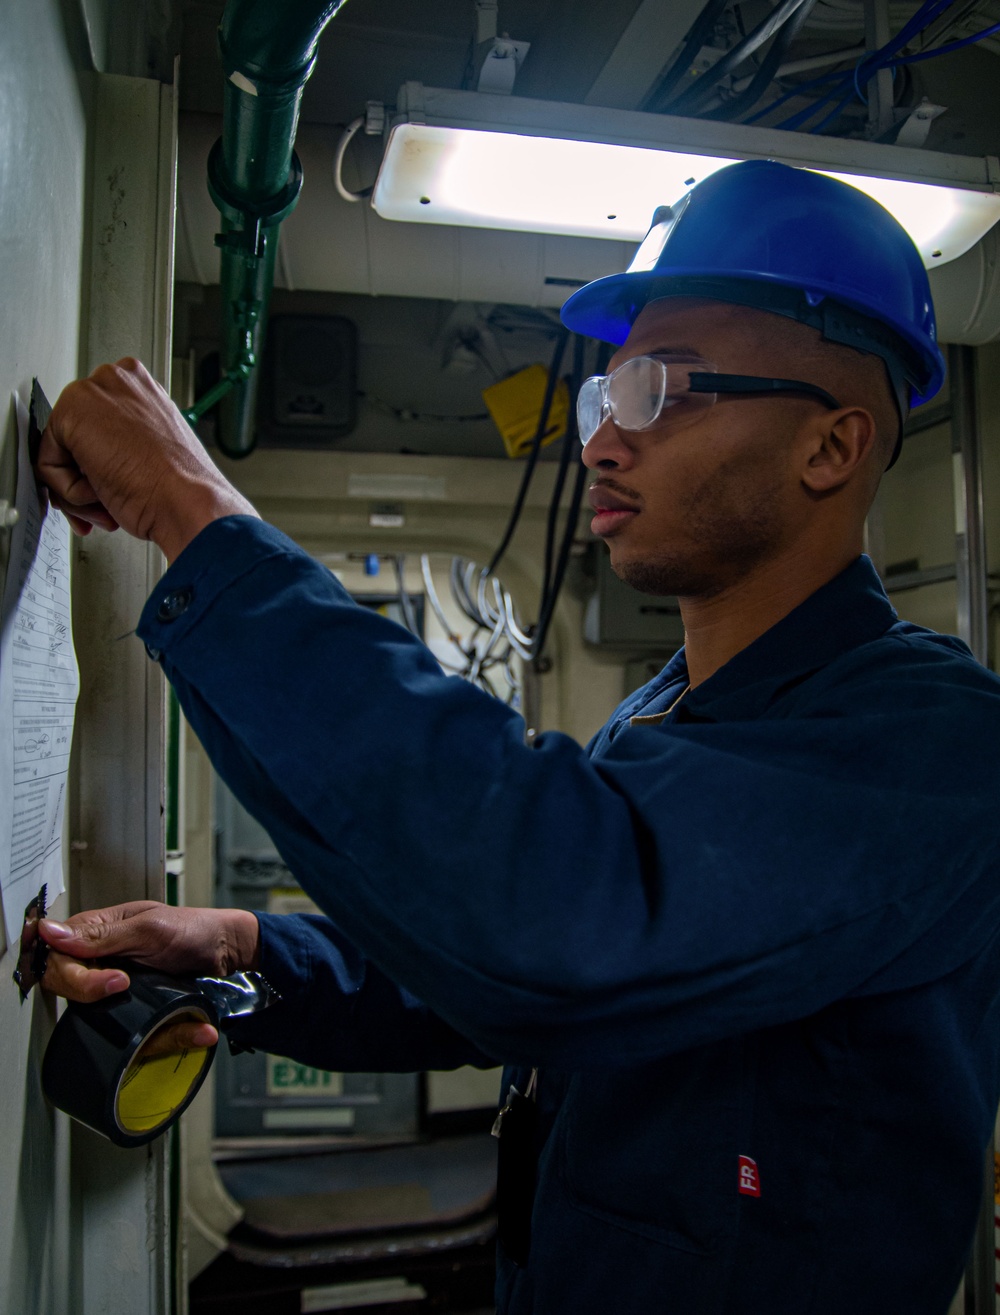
[0,393,79,946]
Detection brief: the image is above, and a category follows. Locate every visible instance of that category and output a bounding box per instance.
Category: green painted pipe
[201,0,349,458]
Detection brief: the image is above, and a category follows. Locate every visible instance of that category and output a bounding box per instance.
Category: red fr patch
[738,1155,761,1197]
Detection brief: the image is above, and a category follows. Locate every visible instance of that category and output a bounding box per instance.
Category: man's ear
[801,408,877,493]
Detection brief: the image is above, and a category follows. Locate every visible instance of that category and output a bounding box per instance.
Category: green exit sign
[266,1058,345,1098]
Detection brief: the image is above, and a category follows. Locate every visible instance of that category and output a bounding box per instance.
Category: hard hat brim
[561,266,945,408]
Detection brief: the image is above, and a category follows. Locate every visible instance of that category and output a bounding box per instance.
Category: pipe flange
[207,137,304,232]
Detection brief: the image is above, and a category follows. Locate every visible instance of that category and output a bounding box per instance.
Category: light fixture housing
[371,83,1000,269]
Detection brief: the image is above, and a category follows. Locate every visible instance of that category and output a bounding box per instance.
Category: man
[35,162,1000,1312]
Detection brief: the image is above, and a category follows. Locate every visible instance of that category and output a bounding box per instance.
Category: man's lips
[588,485,639,513]
[589,484,640,536]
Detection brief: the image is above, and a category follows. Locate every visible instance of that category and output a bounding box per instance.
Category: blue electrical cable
[763,0,984,133]
[851,60,899,106]
[743,69,845,124]
[773,78,852,130]
[807,89,861,134]
[835,0,951,97]
[888,19,1000,63]
[724,0,949,128]
[870,0,954,59]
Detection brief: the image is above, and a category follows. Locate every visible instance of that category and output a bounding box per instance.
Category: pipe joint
[207,138,303,256]
[218,0,347,85]
[203,0,349,456]
[219,48,318,101]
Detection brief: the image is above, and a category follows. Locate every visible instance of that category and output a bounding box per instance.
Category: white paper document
[0,393,79,945]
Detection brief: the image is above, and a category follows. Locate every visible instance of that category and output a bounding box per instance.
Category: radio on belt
[42,964,279,1148]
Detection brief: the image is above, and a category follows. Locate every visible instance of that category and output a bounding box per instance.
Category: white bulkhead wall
[0,5,178,1314]
[0,5,88,1308]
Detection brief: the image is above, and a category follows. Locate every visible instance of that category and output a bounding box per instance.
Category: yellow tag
[483,365,569,459]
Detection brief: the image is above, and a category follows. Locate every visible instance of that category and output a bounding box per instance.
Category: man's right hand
[39,901,262,1052]
[35,357,259,563]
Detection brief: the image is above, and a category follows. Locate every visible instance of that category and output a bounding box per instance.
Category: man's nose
[580,417,636,471]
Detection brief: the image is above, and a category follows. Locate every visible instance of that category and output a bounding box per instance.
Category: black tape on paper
[13,883,50,1002]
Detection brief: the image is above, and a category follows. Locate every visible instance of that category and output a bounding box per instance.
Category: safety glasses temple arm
[689,373,841,409]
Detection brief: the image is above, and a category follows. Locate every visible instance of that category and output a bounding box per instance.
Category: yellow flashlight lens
[115,1009,212,1134]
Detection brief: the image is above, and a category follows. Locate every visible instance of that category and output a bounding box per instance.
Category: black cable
[642,0,730,112]
[666,0,812,116]
[668,0,808,115]
[531,340,608,657]
[394,556,420,635]
[540,334,587,615]
[708,0,820,121]
[732,5,760,69]
[766,0,952,131]
[485,327,569,579]
[531,336,588,660]
[532,455,588,662]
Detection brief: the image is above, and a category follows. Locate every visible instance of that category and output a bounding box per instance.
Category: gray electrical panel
[213,779,420,1140]
[584,550,686,649]
[257,313,358,447]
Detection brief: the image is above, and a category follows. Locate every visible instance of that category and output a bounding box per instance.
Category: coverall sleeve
[225,911,500,1072]
[139,518,1000,1069]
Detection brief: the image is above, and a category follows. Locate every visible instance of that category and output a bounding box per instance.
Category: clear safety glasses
[577,355,842,447]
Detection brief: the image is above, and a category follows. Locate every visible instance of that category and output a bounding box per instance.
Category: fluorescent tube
[373,125,740,243]
[371,88,1000,269]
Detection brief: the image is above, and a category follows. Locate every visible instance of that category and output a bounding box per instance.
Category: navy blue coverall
[138,517,1000,1314]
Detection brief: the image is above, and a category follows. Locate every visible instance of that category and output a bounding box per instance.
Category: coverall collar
[637,555,898,726]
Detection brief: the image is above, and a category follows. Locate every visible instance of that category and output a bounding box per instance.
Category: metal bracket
[397,81,426,122]
[863,0,894,139]
[894,97,947,149]
[475,0,498,45]
[477,38,531,95]
[214,223,264,260]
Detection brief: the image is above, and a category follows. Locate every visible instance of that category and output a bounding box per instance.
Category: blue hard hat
[561,160,945,415]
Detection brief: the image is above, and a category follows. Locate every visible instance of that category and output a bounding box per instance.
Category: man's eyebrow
[646,345,704,358]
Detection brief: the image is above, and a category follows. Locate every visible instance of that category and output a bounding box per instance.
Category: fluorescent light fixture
[376,127,740,242]
[372,84,1000,268]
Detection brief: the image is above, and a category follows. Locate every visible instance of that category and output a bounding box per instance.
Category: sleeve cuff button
[157,588,193,622]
